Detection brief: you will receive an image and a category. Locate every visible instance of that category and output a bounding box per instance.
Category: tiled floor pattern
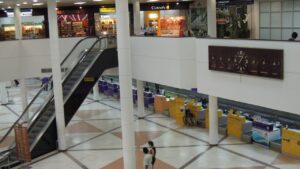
[0,87,300,169]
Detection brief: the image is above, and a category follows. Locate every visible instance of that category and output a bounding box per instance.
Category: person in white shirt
[143,147,153,169]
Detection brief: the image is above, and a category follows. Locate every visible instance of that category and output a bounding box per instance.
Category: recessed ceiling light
[33,0,38,2]
[23,2,28,4]
[79,6,82,9]
[16,4,21,6]
[147,0,159,2]
[74,2,86,5]
[33,3,44,6]
[0,1,3,4]
[8,6,11,9]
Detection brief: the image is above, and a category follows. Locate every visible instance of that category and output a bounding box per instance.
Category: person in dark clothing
[14,80,19,87]
[289,32,298,41]
[148,141,156,168]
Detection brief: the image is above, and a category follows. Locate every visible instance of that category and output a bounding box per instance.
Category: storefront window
[94,8,117,37]
[0,17,15,40]
[22,16,46,39]
[58,14,89,37]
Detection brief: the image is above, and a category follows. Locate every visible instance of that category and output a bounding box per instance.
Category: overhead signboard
[100,7,116,13]
[217,0,254,6]
[140,2,190,11]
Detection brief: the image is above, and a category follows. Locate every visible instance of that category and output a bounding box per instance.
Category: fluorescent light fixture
[93,0,103,1]
[23,2,28,4]
[16,4,21,6]
[33,0,38,2]
[8,6,11,9]
[33,3,44,6]
[147,0,159,2]
[0,1,3,4]
[74,2,86,5]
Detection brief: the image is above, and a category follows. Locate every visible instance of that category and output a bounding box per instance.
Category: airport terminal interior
[0,0,300,169]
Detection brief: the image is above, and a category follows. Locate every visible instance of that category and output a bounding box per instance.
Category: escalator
[0,37,118,168]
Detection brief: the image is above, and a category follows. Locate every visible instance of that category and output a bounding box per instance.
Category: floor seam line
[66,126,121,150]
[3,105,20,117]
[143,118,210,145]
[218,146,281,169]
[179,146,213,169]
[64,151,89,169]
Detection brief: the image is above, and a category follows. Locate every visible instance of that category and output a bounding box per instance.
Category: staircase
[0,37,118,168]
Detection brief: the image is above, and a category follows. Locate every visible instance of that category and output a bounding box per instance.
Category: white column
[137,80,145,117]
[20,79,29,121]
[47,0,66,150]
[133,0,141,35]
[116,0,136,169]
[0,82,8,105]
[207,0,217,37]
[93,83,100,100]
[209,95,218,145]
[252,0,260,39]
[14,6,22,40]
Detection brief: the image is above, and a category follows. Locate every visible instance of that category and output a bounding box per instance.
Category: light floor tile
[133,119,169,132]
[66,133,100,148]
[156,146,210,168]
[68,150,123,169]
[219,136,246,145]
[220,144,279,164]
[86,119,121,132]
[30,153,82,169]
[150,130,208,147]
[178,127,224,143]
[186,147,263,169]
[146,117,181,130]
[70,133,122,150]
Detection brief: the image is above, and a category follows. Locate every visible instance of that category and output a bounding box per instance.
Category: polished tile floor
[1,86,300,169]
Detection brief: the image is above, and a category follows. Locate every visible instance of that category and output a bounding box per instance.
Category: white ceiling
[0,0,190,9]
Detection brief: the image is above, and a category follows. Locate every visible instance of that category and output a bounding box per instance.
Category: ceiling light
[0,1,3,4]
[79,6,82,9]
[8,6,11,9]
[93,0,103,1]
[1,8,4,10]
[33,3,44,6]
[16,4,21,6]
[147,0,159,2]
[33,0,38,2]
[23,2,28,4]
[74,2,86,5]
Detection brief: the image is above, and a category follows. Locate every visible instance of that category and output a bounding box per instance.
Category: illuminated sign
[217,0,254,6]
[100,8,116,13]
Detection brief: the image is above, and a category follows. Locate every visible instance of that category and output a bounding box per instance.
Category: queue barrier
[282,128,300,157]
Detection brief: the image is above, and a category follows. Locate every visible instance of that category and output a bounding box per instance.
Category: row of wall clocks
[209,46,284,79]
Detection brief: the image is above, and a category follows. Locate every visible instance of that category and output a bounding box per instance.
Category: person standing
[143,147,153,169]
[148,141,156,168]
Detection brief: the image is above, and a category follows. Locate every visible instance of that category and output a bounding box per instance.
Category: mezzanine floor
[1,86,300,169]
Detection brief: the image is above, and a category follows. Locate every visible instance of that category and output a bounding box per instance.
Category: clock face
[233,50,249,73]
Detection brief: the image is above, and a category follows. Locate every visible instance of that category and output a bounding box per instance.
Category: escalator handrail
[60,36,100,66]
[0,37,101,146]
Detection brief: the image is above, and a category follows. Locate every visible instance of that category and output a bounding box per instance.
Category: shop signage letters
[208,46,284,79]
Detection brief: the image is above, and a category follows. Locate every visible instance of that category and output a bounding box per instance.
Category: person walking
[148,141,156,168]
[143,147,153,169]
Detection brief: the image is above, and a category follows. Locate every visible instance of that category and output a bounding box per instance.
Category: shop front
[94,7,117,37]
[140,2,190,37]
[0,9,46,40]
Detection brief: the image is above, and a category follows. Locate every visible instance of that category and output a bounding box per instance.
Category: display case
[22,22,45,39]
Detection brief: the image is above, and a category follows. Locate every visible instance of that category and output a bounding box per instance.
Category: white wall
[131,37,197,90]
[196,38,300,115]
[0,37,83,81]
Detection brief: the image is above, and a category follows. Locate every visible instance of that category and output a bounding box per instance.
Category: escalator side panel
[31,48,118,157]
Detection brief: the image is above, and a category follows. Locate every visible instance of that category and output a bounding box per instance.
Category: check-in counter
[227,113,252,139]
[154,95,168,113]
[282,128,300,157]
